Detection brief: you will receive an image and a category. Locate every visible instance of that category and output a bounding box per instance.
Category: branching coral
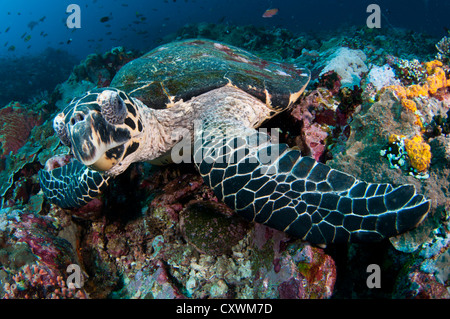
[3,262,87,299]
[435,36,450,62]
[386,55,427,86]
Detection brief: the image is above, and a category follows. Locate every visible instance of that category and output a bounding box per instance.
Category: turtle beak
[88,144,125,171]
[67,110,130,171]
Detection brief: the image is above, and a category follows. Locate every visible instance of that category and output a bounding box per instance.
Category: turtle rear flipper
[194,119,430,244]
[39,160,110,209]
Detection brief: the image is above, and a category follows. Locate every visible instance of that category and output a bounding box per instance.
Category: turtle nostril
[70,113,86,125]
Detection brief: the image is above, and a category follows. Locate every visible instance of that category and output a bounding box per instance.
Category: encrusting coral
[0,102,42,159]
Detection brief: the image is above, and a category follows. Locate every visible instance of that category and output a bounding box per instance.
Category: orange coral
[425,60,443,74]
[403,134,431,172]
[388,134,405,144]
[426,67,447,94]
[405,84,429,97]
[384,61,449,98]
[383,85,407,99]
[382,61,450,131]
[400,99,424,128]
[400,98,417,112]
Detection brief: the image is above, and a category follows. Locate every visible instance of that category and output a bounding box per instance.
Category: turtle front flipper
[39,160,110,209]
[194,120,430,244]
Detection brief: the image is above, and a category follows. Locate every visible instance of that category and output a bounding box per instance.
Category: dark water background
[0,0,447,104]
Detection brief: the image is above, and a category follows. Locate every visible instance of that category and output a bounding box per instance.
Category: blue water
[0,0,447,105]
[0,0,448,59]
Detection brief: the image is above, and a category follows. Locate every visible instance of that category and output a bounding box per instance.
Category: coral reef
[327,87,449,297]
[386,55,427,86]
[3,262,87,299]
[1,23,449,299]
[403,134,432,173]
[317,47,368,88]
[0,208,87,298]
[367,64,400,91]
[436,36,450,63]
[426,109,450,137]
[392,210,450,298]
[0,102,42,159]
[381,134,431,178]
[71,46,141,87]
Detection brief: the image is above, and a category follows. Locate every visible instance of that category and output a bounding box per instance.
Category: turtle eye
[97,90,127,125]
[53,113,71,147]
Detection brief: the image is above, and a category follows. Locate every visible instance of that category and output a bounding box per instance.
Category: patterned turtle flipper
[194,120,430,244]
[39,160,110,209]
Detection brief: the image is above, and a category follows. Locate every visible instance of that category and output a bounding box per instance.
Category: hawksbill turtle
[39,39,430,244]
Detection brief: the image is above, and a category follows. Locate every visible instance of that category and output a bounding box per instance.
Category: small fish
[100,16,110,23]
[67,38,73,44]
[39,16,46,22]
[262,8,278,18]
[5,27,10,33]
[24,35,32,42]
[8,45,15,51]
[28,21,38,30]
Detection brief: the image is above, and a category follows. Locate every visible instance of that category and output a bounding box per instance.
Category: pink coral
[0,103,42,158]
[3,262,87,299]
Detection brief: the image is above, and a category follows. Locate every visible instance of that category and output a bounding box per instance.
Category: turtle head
[54,88,144,175]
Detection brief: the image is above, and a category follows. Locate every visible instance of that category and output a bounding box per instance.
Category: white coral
[319,47,368,88]
[367,64,400,91]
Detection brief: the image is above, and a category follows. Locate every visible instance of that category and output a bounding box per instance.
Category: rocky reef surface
[0,24,448,299]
